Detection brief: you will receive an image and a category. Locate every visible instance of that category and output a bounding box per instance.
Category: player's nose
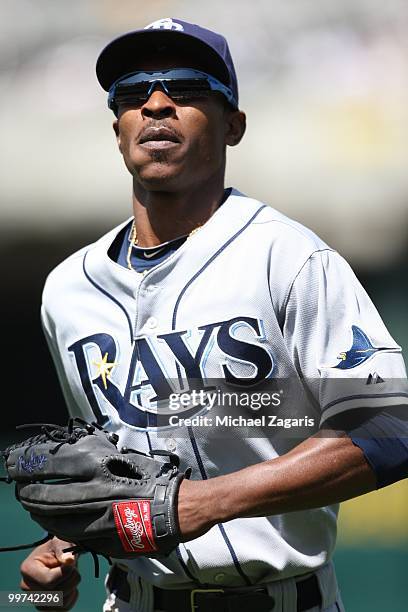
[141,86,176,119]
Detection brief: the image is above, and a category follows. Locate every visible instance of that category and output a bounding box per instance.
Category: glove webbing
[0,417,118,577]
[3,417,115,456]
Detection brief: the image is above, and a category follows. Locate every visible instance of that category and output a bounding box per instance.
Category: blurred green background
[1,1,407,610]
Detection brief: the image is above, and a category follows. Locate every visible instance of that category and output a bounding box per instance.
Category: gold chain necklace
[126,221,139,270]
[126,220,201,271]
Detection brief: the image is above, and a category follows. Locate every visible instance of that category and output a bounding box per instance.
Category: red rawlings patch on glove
[113,500,158,553]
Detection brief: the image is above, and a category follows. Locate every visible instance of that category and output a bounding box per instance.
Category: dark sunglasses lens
[114,93,145,107]
[114,78,212,106]
[165,79,211,98]
[114,83,147,106]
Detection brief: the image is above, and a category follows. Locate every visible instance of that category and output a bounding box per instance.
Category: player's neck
[131,177,226,247]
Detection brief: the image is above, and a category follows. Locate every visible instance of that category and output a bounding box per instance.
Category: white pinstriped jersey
[41,189,408,588]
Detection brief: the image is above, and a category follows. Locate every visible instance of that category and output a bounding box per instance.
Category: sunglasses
[108,68,237,115]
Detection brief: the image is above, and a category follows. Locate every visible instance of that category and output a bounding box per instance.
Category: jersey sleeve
[282,249,408,425]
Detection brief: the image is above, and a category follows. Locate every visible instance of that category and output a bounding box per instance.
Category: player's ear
[112,119,123,153]
[225,110,246,147]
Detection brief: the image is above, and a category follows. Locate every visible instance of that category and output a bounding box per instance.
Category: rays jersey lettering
[68,316,274,427]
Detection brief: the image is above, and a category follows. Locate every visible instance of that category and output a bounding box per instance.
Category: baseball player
[18,18,408,612]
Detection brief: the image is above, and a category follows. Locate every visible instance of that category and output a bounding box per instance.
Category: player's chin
[135,160,187,190]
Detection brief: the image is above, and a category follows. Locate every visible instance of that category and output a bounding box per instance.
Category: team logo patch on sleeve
[334,325,394,369]
[113,500,158,553]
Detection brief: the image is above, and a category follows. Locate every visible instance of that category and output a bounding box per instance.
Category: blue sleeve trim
[348,411,408,488]
[322,392,408,414]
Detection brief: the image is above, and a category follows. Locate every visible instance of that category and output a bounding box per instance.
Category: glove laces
[0,417,116,577]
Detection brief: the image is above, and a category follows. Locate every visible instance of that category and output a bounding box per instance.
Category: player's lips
[138,127,182,149]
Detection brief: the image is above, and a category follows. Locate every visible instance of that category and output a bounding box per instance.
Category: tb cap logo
[145,18,184,31]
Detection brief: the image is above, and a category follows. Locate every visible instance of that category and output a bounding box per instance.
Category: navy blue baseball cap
[96,17,239,107]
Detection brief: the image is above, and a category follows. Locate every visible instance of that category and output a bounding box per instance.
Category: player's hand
[177,479,218,542]
[20,537,80,611]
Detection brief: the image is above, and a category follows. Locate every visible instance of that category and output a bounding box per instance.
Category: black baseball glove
[1,418,190,573]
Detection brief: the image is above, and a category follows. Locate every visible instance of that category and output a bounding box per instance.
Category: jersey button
[165,438,177,452]
[214,573,225,583]
[146,317,158,329]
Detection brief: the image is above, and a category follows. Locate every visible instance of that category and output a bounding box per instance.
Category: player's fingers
[54,568,81,590]
[20,537,79,588]
[21,566,81,592]
[20,562,63,587]
[20,564,69,588]
[51,539,78,567]
[20,558,79,589]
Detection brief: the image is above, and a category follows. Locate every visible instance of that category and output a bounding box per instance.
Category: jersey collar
[83,189,266,316]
